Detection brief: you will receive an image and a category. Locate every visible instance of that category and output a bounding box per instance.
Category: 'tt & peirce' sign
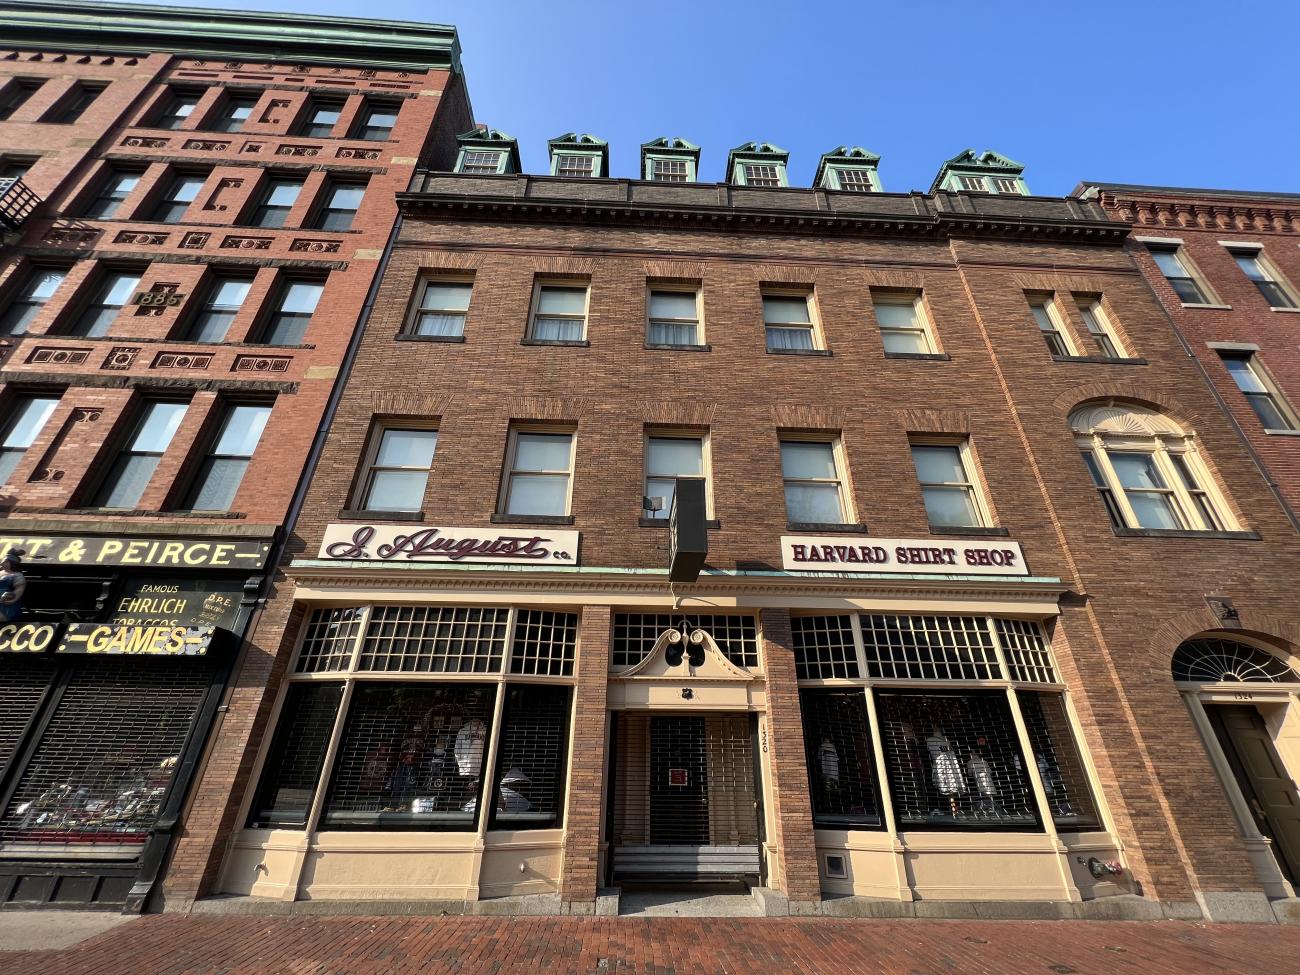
[318,524,580,565]
[781,535,1028,576]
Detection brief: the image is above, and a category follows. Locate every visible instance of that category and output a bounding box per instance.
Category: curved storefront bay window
[793,613,1102,833]
[1071,404,1234,533]
[247,605,577,834]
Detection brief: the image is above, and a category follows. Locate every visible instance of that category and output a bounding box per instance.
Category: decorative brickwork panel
[232,355,291,373]
[289,239,341,254]
[220,236,272,250]
[26,347,90,365]
[113,231,168,246]
[151,351,213,370]
[276,144,320,157]
[101,347,140,370]
[184,140,230,152]
[179,232,210,249]
[120,136,168,149]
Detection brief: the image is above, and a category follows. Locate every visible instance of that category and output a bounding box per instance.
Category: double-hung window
[959,175,987,192]
[249,176,303,229]
[1220,353,1298,431]
[743,164,781,187]
[644,434,705,519]
[459,150,503,175]
[313,181,365,232]
[185,274,251,342]
[910,440,987,529]
[1074,296,1123,358]
[763,291,818,351]
[1228,248,1297,309]
[70,270,140,338]
[83,170,140,220]
[873,293,935,355]
[155,89,200,130]
[0,396,59,483]
[991,177,1021,194]
[93,400,188,508]
[299,98,343,138]
[46,83,105,124]
[554,154,594,178]
[0,268,67,335]
[214,92,257,133]
[408,279,472,338]
[357,427,438,512]
[263,278,323,345]
[1148,245,1210,304]
[647,288,701,346]
[501,430,574,518]
[781,439,848,525]
[835,168,875,192]
[528,283,588,342]
[355,101,398,140]
[183,403,271,510]
[0,79,42,121]
[1028,295,1073,356]
[650,158,689,182]
[152,172,206,224]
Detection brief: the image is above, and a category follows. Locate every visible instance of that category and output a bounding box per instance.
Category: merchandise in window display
[11,754,177,844]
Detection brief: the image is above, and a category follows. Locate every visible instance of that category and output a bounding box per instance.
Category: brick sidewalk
[1,914,1298,975]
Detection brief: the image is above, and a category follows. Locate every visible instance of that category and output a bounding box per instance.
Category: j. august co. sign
[318,524,580,565]
[781,534,1028,576]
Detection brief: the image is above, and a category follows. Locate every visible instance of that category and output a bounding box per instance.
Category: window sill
[766,347,832,357]
[1051,355,1148,366]
[395,333,466,343]
[1113,527,1260,540]
[35,506,246,519]
[928,525,1010,537]
[1269,307,1300,314]
[1263,428,1300,436]
[787,522,869,533]
[639,517,722,529]
[490,514,575,526]
[1180,303,1233,311]
[337,508,424,522]
[645,343,711,352]
[520,338,590,348]
[885,352,950,361]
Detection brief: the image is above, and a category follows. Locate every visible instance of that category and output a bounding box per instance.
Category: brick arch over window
[1172,636,1297,683]
[1068,402,1186,438]
[1144,611,1300,682]
[1051,384,1201,428]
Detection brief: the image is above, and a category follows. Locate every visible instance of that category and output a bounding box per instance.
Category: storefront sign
[0,534,271,569]
[0,622,58,653]
[56,623,215,656]
[111,579,242,631]
[781,535,1028,576]
[318,524,580,565]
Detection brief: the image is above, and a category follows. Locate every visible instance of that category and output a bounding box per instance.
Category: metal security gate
[610,712,762,882]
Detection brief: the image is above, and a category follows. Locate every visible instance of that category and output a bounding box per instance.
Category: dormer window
[454,127,521,176]
[959,175,987,191]
[555,154,595,178]
[651,158,689,182]
[816,147,882,193]
[744,164,781,187]
[547,133,608,179]
[834,169,874,192]
[727,142,790,188]
[460,150,504,175]
[991,176,1021,194]
[641,137,700,184]
[932,150,1029,196]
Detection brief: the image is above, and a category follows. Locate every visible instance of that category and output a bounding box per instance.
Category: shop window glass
[860,614,1002,681]
[509,609,578,677]
[800,688,882,828]
[489,685,571,830]
[875,690,1037,830]
[612,613,759,670]
[791,614,859,680]
[358,606,509,673]
[295,607,364,673]
[1017,691,1101,831]
[246,682,343,829]
[0,658,208,853]
[995,619,1057,684]
[318,682,494,831]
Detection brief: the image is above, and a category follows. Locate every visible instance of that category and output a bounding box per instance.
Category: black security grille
[319,682,494,831]
[996,619,1058,684]
[799,689,882,828]
[0,658,54,773]
[489,684,571,830]
[875,691,1037,830]
[861,614,1002,681]
[509,610,577,677]
[612,613,759,669]
[1018,691,1101,831]
[0,658,209,852]
[792,615,859,679]
[358,607,508,673]
[296,607,364,673]
[247,682,343,829]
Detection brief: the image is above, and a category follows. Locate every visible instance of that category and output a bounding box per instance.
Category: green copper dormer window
[641,137,701,183]
[727,142,790,188]
[460,150,505,174]
[931,150,1029,196]
[548,133,608,179]
[815,147,882,193]
[453,127,521,175]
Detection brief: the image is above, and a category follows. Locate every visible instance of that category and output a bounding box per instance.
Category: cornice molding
[1096,191,1300,235]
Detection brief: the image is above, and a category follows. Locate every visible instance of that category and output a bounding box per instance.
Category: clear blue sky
[126,0,1299,195]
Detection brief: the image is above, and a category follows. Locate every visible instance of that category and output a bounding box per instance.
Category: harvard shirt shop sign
[781,535,1029,576]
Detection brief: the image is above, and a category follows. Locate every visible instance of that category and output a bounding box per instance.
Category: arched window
[1172,637,1296,683]
[1070,403,1235,532]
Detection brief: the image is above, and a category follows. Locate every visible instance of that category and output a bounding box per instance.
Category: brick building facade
[0,0,469,909]
[185,140,1300,922]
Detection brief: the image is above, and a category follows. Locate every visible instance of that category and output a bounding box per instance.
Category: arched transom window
[1071,403,1234,532]
[1172,637,1297,683]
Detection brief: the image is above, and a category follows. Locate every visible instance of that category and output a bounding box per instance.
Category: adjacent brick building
[0,0,469,909]
[185,135,1300,922]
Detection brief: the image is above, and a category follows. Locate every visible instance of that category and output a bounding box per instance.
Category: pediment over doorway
[618,624,759,682]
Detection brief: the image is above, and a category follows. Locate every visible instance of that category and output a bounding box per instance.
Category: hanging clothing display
[454,719,487,776]
[926,734,966,796]
[818,740,840,783]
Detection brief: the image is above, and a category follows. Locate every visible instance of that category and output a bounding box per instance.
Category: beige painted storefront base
[223,829,563,901]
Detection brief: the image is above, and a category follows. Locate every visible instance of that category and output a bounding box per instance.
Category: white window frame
[991,176,1022,194]
[1078,433,1233,532]
[647,157,693,182]
[646,284,703,347]
[551,153,599,178]
[498,426,576,518]
[526,279,590,343]
[1027,294,1077,357]
[1221,243,1299,310]
[458,149,505,175]
[1219,351,1300,433]
[1073,294,1126,358]
[405,275,474,338]
[779,435,852,526]
[909,437,992,530]
[871,291,936,355]
[958,174,988,192]
[762,288,822,352]
[643,430,711,520]
[827,167,878,192]
[353,424,439,513]
[741,162,784,187]
[1144,243,1219,307]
